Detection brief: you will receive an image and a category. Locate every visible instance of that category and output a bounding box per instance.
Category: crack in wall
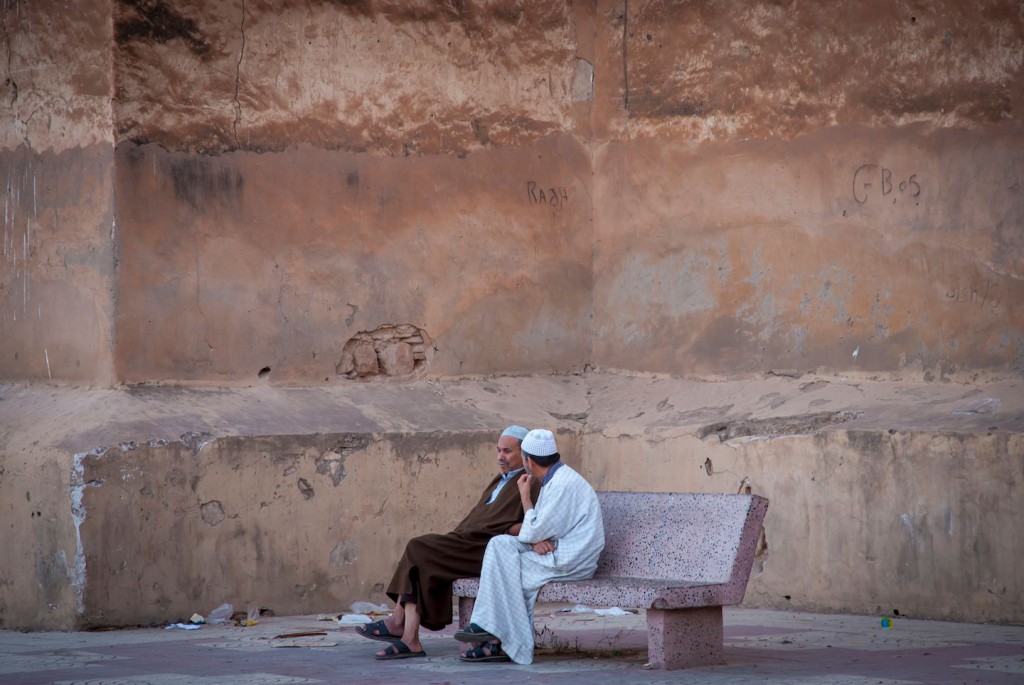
[621,0,629,110]
[2,0,27,149]
[232,0,246,148]
[194,242,213,352]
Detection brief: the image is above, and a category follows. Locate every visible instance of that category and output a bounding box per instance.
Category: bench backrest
[595,492,768,585]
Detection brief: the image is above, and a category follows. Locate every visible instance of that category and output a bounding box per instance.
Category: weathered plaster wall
[4,0,1021,383]
[0,0,116,384]
[110,0,592,381]
[113,137,592,382]
[592,128,1024,377]
[591,0,1023,378]
[114,1,583,155]
[0,376,590,629]
[582,430,1023,624]
[3,375,1020,629]
[74,430,581,627]
[1,0,1022,634]
[0,445,79,630]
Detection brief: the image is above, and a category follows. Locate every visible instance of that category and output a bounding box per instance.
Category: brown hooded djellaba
[386,472,541,631]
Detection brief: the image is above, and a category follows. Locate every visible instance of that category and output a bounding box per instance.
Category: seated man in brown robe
[358,425,541,660]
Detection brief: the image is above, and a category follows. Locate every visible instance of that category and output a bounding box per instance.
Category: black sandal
[460,641,511,663]
[375,639,426,660]
[454,622,498,643]
[356,619,401,643]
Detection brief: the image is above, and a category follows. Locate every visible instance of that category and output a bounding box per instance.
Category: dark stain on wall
[168,158,245,212]
[116,0,211,58]
[857,83,1013,122]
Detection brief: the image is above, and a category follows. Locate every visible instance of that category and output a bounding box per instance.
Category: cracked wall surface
[1,376,1021,629]
[2,0,1022,383]
[113,0,580,155]
[0,0,116,383]
[113,137,592,381]
[591,128,1024,378]
[72,429,583,627]
[589,0,1023,379]
[1,0,1023,632]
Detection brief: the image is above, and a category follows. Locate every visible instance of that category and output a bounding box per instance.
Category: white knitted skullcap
[521,429,557,457]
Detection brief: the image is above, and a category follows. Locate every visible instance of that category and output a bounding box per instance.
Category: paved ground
[1,604,1022,685]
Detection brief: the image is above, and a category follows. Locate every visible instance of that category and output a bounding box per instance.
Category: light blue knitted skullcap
[501,425,529,441]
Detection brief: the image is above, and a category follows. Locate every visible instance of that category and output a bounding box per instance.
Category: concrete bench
[453,491,769,669]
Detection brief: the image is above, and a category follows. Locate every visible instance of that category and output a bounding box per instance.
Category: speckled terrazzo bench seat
[453,491,769,670]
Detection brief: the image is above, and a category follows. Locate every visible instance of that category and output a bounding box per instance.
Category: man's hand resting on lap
[532,539,556,554]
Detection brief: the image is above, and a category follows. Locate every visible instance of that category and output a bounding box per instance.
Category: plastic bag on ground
[207,603,234,625]
[349,601,389,615]
[165,622,203,630]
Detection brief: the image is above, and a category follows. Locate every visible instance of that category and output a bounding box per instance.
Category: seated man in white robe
[454,428,605,664]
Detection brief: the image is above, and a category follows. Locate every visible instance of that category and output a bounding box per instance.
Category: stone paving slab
[2,602,1024,683]
[1,605,1022,685]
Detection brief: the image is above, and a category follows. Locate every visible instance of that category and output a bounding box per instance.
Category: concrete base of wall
[1,372,1020,629]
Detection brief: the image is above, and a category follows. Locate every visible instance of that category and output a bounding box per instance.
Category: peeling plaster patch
[329,541,357,568]
[549,411,588,423]
[297,478,314,499]
[337,324,432,380]
[180,431,215,456]
[572,58,594,102]
[900,512,923,550]
[118,441,138,451]
[200,500,226,527]
[314,434,369,486]
[697,410,861,442]
[314,454,346,486]
[147,438,168,447]
[604,251,718,346]
[745,292,780,343]
[70,450,107,616]
[813,270,856,326]
[653,404,734,427]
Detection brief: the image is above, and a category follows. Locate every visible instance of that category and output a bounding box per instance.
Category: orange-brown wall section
[1,0,1021,384]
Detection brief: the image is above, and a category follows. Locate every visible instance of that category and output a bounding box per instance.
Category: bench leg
[645,606,724,670]
[457,597,475,629]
